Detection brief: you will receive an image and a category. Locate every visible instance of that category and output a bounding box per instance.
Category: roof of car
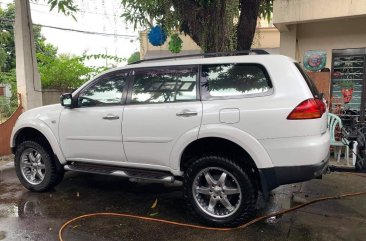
[107,54,295,73]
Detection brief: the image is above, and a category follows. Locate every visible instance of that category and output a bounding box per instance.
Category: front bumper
[258,152,330,198]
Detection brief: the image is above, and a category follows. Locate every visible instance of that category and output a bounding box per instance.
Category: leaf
[72,225,81,229]
[151,198,158,209]
[149,212,159,217]
[49,0,57,11]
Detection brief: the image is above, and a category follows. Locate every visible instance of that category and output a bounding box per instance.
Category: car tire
[15,140,64,192]
[183,154,257,227]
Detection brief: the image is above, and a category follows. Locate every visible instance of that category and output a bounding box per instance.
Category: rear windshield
[294,63,320,98]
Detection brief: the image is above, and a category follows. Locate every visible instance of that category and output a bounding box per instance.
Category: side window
[201,64,272,99]
[130,66,197,104]
[78,71,128,107]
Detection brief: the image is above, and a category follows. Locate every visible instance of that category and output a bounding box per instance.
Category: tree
[40,0,78,20]
[0,3,61,99]
[38,53,95,92]
[121,0,273,52]
[127,51,140,64]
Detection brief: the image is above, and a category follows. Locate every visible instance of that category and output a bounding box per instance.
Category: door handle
[102,114,120,120]
[176,110,198,117]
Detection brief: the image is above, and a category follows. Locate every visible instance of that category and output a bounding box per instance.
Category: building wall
[140,27,280,59]
[42,90,62,106]
[252,27,280,49]
[0,84,12,98]
[296,17,366,68]
[140,31,201,60]
[274,0,366,31]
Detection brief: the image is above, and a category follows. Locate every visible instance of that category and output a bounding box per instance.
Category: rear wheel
[15,140,64,192]
[183,154,257,227]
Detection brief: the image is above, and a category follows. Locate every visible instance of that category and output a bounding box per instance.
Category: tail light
[287,98,326,120]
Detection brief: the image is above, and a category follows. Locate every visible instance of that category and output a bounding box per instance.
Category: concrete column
[279,24,297,59]
[15,0,42,110]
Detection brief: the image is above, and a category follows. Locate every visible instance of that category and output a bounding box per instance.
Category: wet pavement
[1,163,366,241]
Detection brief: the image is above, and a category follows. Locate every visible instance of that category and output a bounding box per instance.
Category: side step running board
[64,162,175,183]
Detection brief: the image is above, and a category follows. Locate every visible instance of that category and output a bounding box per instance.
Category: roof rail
[129,49,269,65]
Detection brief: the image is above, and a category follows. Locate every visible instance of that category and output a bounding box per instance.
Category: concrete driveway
[0,162,366,241]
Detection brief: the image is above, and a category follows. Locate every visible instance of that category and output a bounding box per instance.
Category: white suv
[11,53,330,227]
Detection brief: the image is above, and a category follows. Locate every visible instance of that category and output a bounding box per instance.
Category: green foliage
[120,0,274,52]
[127,52,140,64]
[0,3,49,72]
[79,53,126,64]
[0,47,7,69]
[259,0,273,23]
[0,69,16,97]
[339,80,354,89]
[0,96,18,119]
[121,0,178,31]
[45,0,78,20]
[0,3,16,72]
[38,53,95,91]
[168,34,182,53]
[0,3,58,98]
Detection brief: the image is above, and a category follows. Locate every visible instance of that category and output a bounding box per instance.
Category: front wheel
[15,140,64,192]
[183,155,257,227]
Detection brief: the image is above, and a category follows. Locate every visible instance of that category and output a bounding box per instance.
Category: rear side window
[295,63,320,98]
[200,64,272,99]
[130,66,197,104]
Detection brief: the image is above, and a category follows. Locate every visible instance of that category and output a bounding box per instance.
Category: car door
[59,70,129,163]
[122,65,202,168]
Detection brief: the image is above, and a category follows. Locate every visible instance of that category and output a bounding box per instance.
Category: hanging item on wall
[339,80,354,104]
[303,50,327,71]
[168,34,183,53]
[148,25,167,46]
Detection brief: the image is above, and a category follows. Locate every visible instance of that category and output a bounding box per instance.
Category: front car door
[122,65,202,169]
[59,70,129,164]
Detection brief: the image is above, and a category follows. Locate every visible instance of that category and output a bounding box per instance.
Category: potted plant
[339,80,354,104]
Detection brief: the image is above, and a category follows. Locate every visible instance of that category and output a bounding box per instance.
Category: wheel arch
[179,137,257,171]
[172,125,274,171]
[11,124,66,165]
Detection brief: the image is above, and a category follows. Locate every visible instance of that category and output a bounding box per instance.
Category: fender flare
[11,120,66,164]
[170,124,274,171]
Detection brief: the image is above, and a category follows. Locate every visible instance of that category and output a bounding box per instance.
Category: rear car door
[59,70,129,163]
[122,65,202,168]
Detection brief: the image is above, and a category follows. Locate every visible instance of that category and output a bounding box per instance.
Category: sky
[0,0,140,67]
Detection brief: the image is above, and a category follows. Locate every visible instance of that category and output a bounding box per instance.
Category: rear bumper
[258,152,330,196]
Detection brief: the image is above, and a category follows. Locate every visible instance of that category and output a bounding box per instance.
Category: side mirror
[60,93,73,108]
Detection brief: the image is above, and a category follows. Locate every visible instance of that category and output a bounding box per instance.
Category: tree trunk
[236,0,261,51]
[172,0,262,52]
[172,0,234,52]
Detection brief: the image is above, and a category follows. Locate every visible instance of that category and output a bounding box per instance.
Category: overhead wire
[0,18,137,39]
[29,1,123,18]
[1,1,137,94]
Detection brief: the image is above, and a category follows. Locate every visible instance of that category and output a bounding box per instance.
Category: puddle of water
[265,215,281,224]
[0,203,19,218]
